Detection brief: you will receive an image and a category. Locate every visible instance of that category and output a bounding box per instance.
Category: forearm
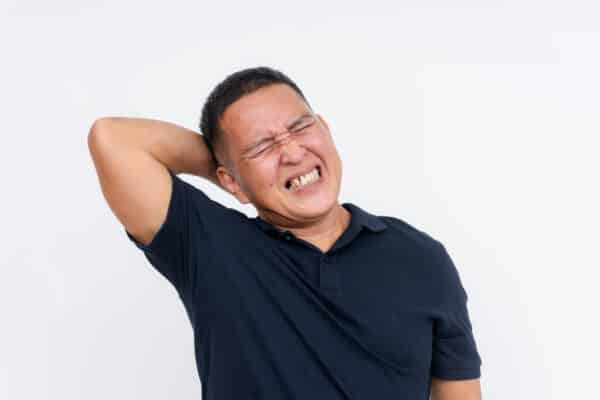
[92,117,219,185]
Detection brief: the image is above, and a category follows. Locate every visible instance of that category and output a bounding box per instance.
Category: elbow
[87,117,118,150]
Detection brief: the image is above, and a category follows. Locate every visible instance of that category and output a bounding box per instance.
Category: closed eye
[249,121,315,158]
[254,143,273,155]
[294,121,314,133]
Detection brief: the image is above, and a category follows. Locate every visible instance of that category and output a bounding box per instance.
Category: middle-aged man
[88,66,483,400]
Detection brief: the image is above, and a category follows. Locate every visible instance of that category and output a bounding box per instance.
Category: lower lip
[287,169,324,194]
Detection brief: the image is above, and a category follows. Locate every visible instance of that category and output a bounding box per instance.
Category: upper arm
[88,120,229,293]
[430,377,481,400]
[88,120,172,247]
[88,121,194,291]
[430,242,482,379]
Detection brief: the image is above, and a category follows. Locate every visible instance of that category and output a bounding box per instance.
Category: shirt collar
[344,202,388,232]
[252,202,387,236]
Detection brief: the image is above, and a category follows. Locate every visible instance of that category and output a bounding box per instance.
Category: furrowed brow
[242,113,314,155]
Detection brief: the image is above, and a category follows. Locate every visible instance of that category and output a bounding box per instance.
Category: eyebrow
[242,113,313,154]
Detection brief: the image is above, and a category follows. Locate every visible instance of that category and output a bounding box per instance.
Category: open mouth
[285,166,322,191]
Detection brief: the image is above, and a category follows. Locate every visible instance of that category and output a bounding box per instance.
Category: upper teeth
[289,167,319,190]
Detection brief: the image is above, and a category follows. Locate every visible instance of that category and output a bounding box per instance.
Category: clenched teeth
[287,167,320,190]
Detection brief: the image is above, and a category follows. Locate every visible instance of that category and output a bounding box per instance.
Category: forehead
[219,83,310,150]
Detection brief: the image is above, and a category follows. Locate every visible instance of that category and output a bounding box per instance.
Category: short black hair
[199,66,311,167]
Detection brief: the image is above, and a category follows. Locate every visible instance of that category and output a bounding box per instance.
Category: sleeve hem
[430,366,481,380]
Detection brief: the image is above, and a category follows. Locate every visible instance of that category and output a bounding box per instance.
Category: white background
[1,1,598,399]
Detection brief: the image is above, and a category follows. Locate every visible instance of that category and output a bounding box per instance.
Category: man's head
[199,66,343,227]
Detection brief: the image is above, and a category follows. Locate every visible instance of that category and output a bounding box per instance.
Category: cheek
[252,163,280,190]
[305,134,334,155]
[313,138,339,164]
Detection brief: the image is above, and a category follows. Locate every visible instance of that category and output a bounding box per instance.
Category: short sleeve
[430,242,482,380]
[124,168,218,296]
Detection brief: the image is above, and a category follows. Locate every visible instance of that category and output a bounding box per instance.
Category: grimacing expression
[215,83,344,223]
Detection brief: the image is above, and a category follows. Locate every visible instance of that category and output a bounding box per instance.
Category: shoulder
[378,214,443,252]
[376,214,467,304]
[369,213,450,271]
[172,173,247,224]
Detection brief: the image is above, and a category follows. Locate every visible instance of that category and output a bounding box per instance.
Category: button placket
[319,254,339,293]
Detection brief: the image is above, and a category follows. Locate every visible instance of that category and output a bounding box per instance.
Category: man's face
[216,83,343,226]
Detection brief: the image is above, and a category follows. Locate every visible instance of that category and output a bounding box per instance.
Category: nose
[279,135,307,164]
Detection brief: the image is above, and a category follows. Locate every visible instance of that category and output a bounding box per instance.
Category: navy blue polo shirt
[125,169,482,400]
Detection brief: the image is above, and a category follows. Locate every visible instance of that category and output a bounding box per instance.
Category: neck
[261,204,351,253]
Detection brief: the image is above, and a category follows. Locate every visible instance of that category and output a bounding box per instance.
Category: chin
[286,194,337,217]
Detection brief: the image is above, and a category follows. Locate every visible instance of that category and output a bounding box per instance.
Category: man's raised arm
[87,117,221,247]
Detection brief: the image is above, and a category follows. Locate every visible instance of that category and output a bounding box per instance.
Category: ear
[216,164,251,204]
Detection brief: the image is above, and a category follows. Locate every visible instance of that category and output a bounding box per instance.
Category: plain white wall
[1,1,598,399]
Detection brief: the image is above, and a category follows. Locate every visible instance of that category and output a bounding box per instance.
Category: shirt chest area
[326,250,437,370]
[199,234,439,373]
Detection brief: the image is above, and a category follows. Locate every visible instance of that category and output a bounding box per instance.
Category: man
[88,66,482,399]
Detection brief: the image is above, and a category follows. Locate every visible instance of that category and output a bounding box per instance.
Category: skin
[430,377,482,400]
[214,83,351,253]
[213,83,482,398]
